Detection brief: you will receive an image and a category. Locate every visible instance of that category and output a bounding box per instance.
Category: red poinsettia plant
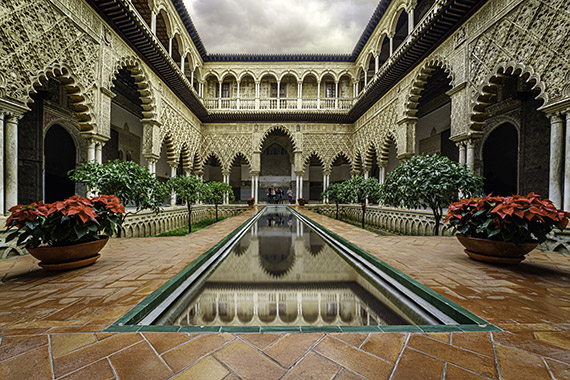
[247,197,255,206]
[297,197,308,206]
[5,195,125,248]
[445,193,569,244]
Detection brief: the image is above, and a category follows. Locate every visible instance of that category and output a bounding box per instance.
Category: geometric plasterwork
[0,0,100,130]
[467,0,570,129]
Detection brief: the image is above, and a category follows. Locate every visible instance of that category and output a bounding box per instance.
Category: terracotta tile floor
[1,207,570,379]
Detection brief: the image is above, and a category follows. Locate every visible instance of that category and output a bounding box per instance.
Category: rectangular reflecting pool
[109,206,498,333]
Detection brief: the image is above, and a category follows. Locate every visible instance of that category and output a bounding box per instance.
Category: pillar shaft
[0,113,4,214]
[95,143,103,164]
[5,114,19,211]
[458,143,466,165]
[466,141,475,170]
[564,110,570,211]
[549,113,564,208]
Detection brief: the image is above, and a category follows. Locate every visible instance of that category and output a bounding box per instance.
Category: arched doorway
[229,153,250,202]
[414,68,455,161]
[260,129,294,203]
[330,153,351,184]
[305,154,324,202]
[44,125,76,202]
[483,123,518,195]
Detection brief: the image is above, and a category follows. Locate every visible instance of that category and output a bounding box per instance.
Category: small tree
[379,154,484,235]
[69,160,168,235]
[322,182,347,220]
[342,176,381,228]
[167,175,210,233]
[206,181,234,221]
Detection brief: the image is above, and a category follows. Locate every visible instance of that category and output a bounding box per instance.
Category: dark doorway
[483,123,518,196]
[44,125,76,202]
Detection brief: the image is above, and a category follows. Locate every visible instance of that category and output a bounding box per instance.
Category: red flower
[91,195,125,214]
[5,201,48,227]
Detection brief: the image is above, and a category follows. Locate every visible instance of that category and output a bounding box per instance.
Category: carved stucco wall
[350,0,570,167]
[0,0,203,167]
[1,0,569,179]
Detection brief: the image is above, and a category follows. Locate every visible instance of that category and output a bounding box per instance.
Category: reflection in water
[165,208,411,327]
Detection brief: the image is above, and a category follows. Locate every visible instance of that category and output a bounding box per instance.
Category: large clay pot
[456,235,538,264]
[26,237,109,271]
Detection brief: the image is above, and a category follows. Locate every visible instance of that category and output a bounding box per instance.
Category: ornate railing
[304,204,570,254]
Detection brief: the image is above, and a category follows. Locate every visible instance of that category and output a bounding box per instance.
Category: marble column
[466,140,475,170]
[389,35,394,55]
[335,81,339,109]
[408,9,414,34]
[564,110,570,211]
[151,12,157,34]
[180,55,185,73]
[276,81,280,110]
[549,113,564,209]
[457,142,466,165]
[299,174,304,199]
[364,71,368,88]
[223,173,229,204]
[147,159,157,174]
[218,81,222,109]
[251,175,255,198]
[95,142,103,164]
[170,166,177,206]
[378,166,386,185]
[375,55,379,73]
[236,81,240,109]
[317,81,321,109]
[87,140,96,162]
[254,175,259,203]
[255,82,260,110]
[0,112,4,214]
[297,82,302,109]
[5,114,19,211]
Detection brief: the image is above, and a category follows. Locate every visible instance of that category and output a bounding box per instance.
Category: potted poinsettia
[445,193,569,263]
[297,197,308,206]
[247,197,255,206]
[5,195,125,271]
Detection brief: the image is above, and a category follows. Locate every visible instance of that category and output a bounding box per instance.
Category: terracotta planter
[27,237,109,271]
[456,235,538,264]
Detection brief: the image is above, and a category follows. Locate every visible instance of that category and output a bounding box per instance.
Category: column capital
[295,171,304,177]
[168,160,179,169]
[144,153,159,163]
[250,171,260,177]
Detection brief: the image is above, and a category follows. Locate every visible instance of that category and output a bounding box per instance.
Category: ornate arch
[301,70,319,82]
[179,143,193,171]
[259,71,279,81]
[389,4,409,36]
[221,70,239,81]
[404,58,454,118]
[238,70,257,82]
[258,125,298,151]
[378,130,398,163]
[303,151,325,168]
[199,151,223,173]
[28,63,96,131]
[318,70,338,83]
[362,142,379,169]
[327,151,353,174]
[110,56,158,122]
[470,62,547,131]
[160,131,178,163]
[279,71,301,82]
[229,152,251,172]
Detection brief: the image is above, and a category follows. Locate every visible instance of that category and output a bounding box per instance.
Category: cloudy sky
[183,0,379,54]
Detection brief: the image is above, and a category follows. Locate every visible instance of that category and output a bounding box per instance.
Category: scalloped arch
[111,56,157,122]
[378,130,398,163]
[27,63,96,131]
[404,58,455,118]
[258,125,298,151]
[327,151,353,173]
[303,151,325,168]
[470,62,547,131]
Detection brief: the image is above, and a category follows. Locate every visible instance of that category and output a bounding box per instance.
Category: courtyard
[1,207,569,380]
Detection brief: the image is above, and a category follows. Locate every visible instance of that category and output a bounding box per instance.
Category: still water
[156,207,414,327]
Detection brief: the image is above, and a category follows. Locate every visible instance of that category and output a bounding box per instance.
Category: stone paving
[0,207,569,380]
